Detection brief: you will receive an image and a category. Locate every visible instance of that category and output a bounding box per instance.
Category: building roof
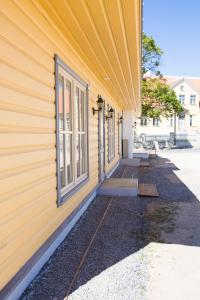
[165,76,200,94]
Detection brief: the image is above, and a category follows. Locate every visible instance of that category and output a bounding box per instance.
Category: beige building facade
[138,77,200,142]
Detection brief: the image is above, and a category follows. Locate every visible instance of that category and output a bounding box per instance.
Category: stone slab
[120,158,141,167]
[133,151,149,159]
[97,178,138,196]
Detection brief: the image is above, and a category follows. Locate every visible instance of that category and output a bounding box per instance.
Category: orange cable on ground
[64,196,113,299]
[64,164,127,299]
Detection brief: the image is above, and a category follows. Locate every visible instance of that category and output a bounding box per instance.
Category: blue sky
[143,0,200,77]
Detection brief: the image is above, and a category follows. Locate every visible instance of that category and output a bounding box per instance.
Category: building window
[178,116,185,129]
[179,94,185,104]
[141,117,147,126]
[55,56,88,205]
[180,85,184,91]
[108,106,115,162]
[190,115,193,126]
[190,95,196,105]
[153,118,160,126]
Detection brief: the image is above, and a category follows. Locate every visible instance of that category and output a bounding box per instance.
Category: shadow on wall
[20,154,200,299]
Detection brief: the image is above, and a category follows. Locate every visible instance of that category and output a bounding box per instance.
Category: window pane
[81,134,86,174]
[65,80,71,131]
[58,75,64,130]
[76,87,80,131]
[81,91,85,131]
[59,134,65,188]
[76,135,81,178]
[66,134,73,184]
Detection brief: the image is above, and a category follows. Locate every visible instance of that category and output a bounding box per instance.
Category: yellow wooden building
[0,0,142,298]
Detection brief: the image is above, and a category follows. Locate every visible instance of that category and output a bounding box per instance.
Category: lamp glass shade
[97,95,104,109]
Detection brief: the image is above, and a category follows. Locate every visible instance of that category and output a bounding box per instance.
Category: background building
[138,76,200,147]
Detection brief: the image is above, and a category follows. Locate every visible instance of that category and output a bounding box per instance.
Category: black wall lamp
[92,95,104,115]
[106,107,114,121]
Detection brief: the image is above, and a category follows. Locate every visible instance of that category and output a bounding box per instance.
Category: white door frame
[98,102,105,183]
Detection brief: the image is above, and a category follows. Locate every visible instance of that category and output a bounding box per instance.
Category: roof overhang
[34,0,142,111]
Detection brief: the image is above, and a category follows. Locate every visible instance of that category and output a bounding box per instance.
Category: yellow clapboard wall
[0,0,122,289]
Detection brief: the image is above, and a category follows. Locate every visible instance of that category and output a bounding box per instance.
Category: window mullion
[63,78,68,187]
[72,80,76,184]
[78,89,82,176]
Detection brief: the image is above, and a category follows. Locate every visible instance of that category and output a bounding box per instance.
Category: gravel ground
[21,149,200,300]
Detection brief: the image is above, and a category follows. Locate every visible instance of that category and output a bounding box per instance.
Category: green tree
[142,33,163,76]
[142,77,183,118]
[141,33,183,118]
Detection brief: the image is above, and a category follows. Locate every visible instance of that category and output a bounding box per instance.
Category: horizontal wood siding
[0,0,122,289]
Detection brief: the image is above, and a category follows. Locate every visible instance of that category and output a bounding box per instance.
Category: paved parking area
[21,149,200,300]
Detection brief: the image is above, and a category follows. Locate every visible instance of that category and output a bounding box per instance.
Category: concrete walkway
[21,149,200,300]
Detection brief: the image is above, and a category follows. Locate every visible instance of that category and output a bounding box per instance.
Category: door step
[97,178,138,196]
[133,150,149,159]
[120,158,141,167]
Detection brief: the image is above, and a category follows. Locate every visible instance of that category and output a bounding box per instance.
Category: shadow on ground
[21,154,200,300]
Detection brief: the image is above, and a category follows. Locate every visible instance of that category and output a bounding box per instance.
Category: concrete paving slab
[120,158,141,167]
[97,178,138,196]
[133,150,149,159]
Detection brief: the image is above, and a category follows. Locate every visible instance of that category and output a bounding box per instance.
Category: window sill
[58,176,89,207]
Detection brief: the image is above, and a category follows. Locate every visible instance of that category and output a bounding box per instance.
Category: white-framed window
[108,106,115,162]
[179,94,185,104]
[141,117,148,126]
[153,118,160,126]
[178,116,185,129]
[55,56,88,205]
[190,95,196,105]
[180,85,184,91]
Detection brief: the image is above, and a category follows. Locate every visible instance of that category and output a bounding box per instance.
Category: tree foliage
[142,78,183,118]
[142,33,163,76]
[141,33,183,118]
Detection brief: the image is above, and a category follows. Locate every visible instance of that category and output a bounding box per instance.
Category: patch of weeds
[144,204,179,243]
[150,207,174,223]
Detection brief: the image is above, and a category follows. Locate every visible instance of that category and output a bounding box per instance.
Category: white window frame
[153,118,160,126]
[190,95,196,105]
[168,116,173,127]
[141,117,148,126]
[108,105,115,162]
[179,94,185,104]
[55,56,89,206]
